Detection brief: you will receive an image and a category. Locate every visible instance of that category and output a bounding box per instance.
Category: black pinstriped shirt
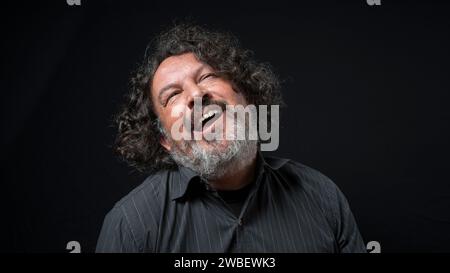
[96,153,366,253]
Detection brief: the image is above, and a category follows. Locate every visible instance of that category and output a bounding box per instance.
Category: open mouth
[193,109,222,132]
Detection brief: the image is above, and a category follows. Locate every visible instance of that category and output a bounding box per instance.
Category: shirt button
[238,218,243,226]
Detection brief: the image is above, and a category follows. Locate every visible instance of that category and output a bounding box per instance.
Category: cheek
[214,82,247,104]
[159,111,177,133]
[226,90,248,106]
[160,116,174,133]
[158,102,188,132]
[236,92,248,105]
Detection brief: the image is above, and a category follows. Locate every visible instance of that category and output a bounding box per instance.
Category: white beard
[170,138,257,180]
[161,113,258,180]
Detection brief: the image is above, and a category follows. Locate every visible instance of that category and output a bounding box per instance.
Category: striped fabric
[96,153,366,253]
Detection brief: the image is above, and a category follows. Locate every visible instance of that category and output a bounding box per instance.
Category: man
[96,24,366,253]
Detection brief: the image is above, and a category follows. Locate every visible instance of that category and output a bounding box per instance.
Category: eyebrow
[157,64,208,106]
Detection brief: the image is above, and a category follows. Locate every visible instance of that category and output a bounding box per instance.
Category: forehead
[152,53,204,90]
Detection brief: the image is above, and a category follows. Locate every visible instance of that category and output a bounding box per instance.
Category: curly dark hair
[114,23,283,173]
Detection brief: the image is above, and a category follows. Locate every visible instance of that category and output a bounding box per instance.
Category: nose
[186,82,209,110]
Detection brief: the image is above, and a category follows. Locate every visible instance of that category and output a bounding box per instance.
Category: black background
[1,0,449,252]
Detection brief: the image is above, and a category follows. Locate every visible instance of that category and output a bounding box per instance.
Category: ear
[160,136,171,152]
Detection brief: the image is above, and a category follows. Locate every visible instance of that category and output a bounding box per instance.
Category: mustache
[183,97,227,134]
[189,97,227,123]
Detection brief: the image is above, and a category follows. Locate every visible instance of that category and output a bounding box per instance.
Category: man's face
[150,52,257,178]
[151,52,248,152]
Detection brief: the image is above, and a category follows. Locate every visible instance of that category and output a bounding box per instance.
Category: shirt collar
[170,151,289,201]
[169,166,201,201]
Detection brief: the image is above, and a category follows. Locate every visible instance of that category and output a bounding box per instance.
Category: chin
[199,139,230,150]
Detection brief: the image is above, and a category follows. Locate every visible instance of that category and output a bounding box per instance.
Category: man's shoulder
[266,156,348,227]
[97,171,171,252]
[102,170,171,232]
[265,155,340,196]
[111,170,169,213]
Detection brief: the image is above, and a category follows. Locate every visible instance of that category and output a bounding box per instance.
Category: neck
[207,150,258,191]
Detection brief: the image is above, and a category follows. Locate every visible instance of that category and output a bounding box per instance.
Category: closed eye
[165,90,181,106]
[199,73,217,82]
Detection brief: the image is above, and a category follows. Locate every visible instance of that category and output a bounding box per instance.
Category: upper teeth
[201,111,218,123]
